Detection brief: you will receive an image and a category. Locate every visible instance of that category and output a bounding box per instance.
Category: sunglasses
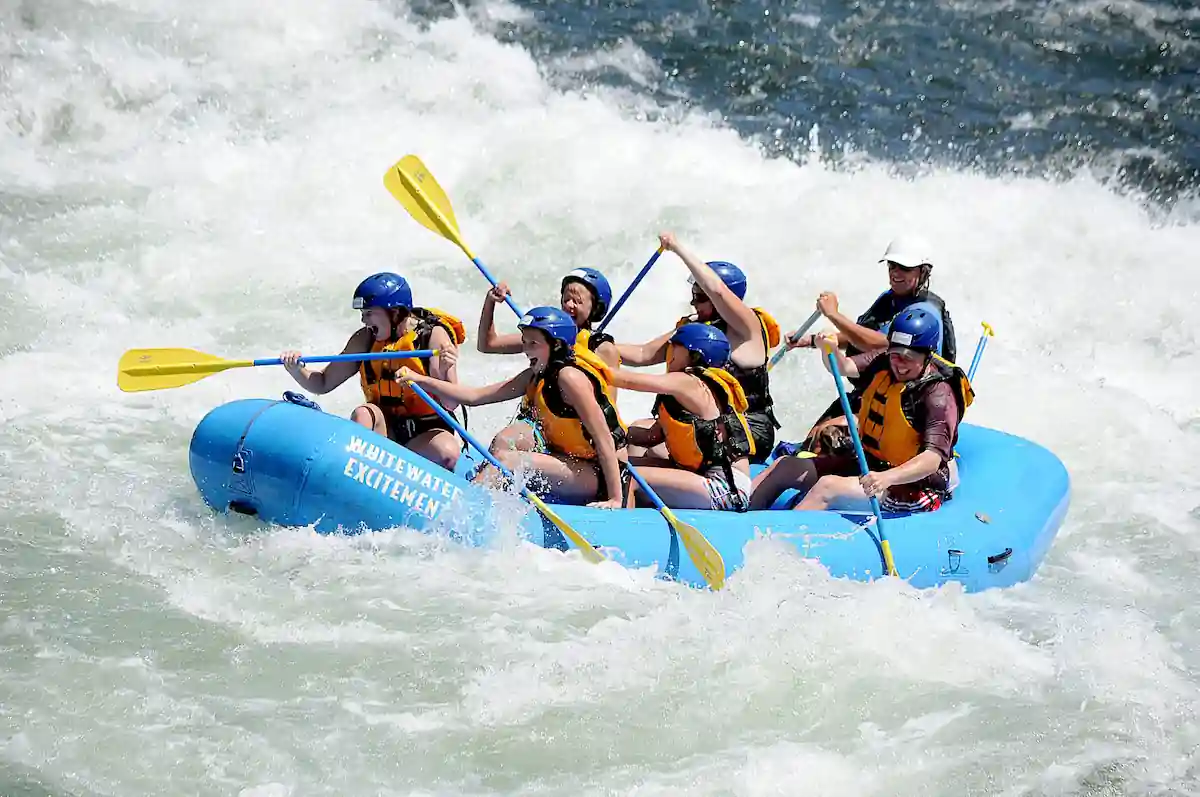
[886,260,921,273]
[888,347,926,364]
[690,288,711,304]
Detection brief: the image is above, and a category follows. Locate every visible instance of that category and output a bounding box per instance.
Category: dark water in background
[409,0,1199,208]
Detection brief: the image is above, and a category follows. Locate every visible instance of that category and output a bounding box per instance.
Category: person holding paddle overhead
[617,232,782,463]
[611,324,754,511]
[279,272,466,470]
[476,267,621,456]
[750,306,973,513]
[398,306,629,509]
[785,234,957,457]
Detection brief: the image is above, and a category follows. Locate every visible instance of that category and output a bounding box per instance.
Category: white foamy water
[2,1,1200,795]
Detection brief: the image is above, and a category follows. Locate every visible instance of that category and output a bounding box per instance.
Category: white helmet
[879,234,934,269]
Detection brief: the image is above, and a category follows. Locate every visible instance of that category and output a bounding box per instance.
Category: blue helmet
[888,305,941,353]
[518,305,579,348]
[670,323,731,368]
[704,261,748,300]
[353,272,412,311]
[561,267,612,323]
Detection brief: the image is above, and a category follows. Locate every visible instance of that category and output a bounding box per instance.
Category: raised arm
[281,327,372,395]
[476,282,523,354]
[660,232,761,352]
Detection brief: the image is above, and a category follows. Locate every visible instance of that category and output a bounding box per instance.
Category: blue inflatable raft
[187,395,1070,592]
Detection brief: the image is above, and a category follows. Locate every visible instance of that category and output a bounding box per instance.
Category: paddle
[766,310,823,372]
[824,344,897,578]
[967,321,995,381]
[625,464,726,590]
[594,247,665,334]
[117,347,439,393]
[384,154,524,319]
[402,380,606,565]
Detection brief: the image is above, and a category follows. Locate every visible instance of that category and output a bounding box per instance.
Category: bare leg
[407,428,460,471]
[627,464,714,510]
[748,456,818,510]
[626,418,671,462]
[488,421,538,456]
[794,474,872,511]
[485,449,603,505]
[351,404,389,437]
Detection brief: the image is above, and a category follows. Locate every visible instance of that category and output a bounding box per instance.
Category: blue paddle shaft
[768,309,823,368]
[826,351,889,539]
[625,461,666,511]
[472,257,525,318]
[252,350,438,367]
[403,380,515,482]
[596,248,664,334]
[968,335,989,381]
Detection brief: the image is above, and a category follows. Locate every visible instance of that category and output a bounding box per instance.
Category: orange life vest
[654,367,754,471]
[525,347,627,459]
[670,308,780,420]
[857,358,974,467]
[358,308,467,418]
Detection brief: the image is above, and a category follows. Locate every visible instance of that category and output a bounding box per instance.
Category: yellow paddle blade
[117,348,253,393]
[526,493,606,565]
[663,508,726,590]
[383,155,474,259]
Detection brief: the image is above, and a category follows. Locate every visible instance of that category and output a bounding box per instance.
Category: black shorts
[365,406,456,446]
[812,451,951,495]
[595,460,633,506]
[745,409,777,465]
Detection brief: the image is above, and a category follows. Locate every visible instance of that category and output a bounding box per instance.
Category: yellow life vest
[857,358,975,467]
[575,328,620,403]
[669,308,780,421]
[359,308,467,418]
[525,347,627,459]
[654,367,754,471]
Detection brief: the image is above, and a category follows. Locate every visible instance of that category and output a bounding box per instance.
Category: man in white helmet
[783,233,957,457]
[788,233,956,361]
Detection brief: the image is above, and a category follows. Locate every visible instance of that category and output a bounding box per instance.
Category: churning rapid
[2,0,1199,794]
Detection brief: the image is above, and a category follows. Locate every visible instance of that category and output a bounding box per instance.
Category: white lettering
[365,443,381,462]
[379,474,395,494]
[420,473,434,490]
[389,481,402,500]
[354,461,371,484]
[384,452,396,469]
[405,463,424,481]
[414,493,427,513]
[347,437,367,455]
[371,470,385,490]
[344,457,358,476]
[425,498,440,517]
[399,485,419,506]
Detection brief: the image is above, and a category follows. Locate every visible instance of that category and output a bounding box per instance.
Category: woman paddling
[618,232,782,463]
[280,272,465,470]
[399,306,628,508]
[611,324,753,511]
[476,267,621,455]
